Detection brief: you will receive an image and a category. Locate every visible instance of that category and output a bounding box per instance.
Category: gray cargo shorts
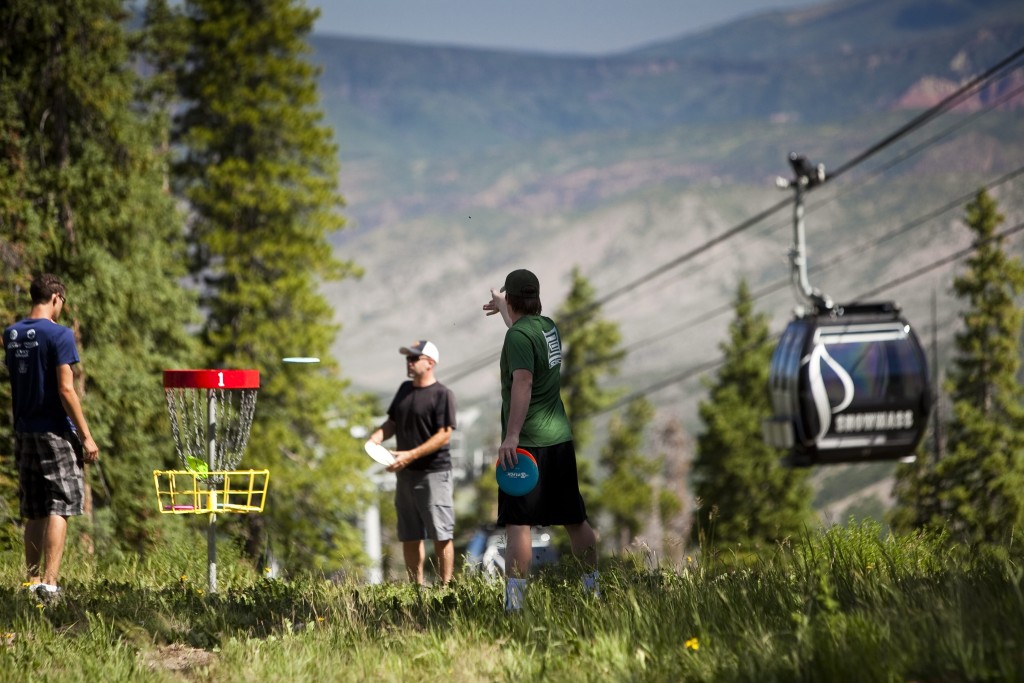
[395,469,454,542]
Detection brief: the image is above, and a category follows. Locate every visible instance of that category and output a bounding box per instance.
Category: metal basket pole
[207,388,218,593]
[162,369,261,593]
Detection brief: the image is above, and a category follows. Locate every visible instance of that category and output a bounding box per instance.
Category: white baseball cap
[399,340,440,363]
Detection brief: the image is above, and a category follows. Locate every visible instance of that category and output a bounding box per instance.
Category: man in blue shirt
[3,274,99,598]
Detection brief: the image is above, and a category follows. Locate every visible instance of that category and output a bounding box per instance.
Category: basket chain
[165,387,258,473]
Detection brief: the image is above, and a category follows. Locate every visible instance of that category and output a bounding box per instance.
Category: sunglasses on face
[406,355,422,363]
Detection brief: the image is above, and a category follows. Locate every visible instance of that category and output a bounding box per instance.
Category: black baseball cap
[501,269,540,297]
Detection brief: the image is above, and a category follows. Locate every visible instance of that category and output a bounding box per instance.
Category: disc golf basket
[154,369,269,592]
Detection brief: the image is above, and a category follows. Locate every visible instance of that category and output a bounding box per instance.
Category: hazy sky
[308,0,825,55]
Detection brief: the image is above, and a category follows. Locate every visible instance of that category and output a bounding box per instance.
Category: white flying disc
[282,357,320,364]
[364,440,396,467]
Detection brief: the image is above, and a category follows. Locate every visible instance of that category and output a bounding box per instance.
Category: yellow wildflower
[685,637,699,651]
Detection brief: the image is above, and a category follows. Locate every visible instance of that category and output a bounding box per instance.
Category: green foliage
[691,279,813,548]
[557,266,625,453]
[0,66,32,536]
[172,0,368,572]
[135,0,190,145]
[892,189,1024,547]
[0,0,200,549]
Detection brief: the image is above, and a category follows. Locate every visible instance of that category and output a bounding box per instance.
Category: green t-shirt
[500,315,573,447]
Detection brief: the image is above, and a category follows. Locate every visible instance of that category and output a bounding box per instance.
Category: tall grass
[1,521,1022,681]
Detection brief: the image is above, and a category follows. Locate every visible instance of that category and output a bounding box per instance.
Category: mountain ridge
[311,0,1024,164]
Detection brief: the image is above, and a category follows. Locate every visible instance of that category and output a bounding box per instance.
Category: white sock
[505,577,527,612]
[582,570,600,598]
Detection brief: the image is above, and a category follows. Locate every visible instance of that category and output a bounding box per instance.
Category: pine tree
[557,266,625,453]
[690,279,813,549]
[891,190,1024,547]
[0,0,200,550]
[0,55,36,544]
[137,0,189,179]
[173,0,370,571]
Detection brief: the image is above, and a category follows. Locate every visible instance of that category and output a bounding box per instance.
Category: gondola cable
[442,43,1024,385]
[583,219,1024,420]
[603,163,1024,361]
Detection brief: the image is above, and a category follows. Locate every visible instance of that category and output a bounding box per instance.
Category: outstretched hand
[484,288,514,327]
[482,288,505,316]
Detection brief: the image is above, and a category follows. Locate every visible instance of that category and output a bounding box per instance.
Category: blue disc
[495,448,539,496]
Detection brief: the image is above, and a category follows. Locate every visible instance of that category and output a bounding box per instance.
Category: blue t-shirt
[3,318,79,433]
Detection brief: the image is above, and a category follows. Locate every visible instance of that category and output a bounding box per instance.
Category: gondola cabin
[763,302,932,466]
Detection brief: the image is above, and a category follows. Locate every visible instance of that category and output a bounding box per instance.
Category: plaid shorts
[15,432,85,519]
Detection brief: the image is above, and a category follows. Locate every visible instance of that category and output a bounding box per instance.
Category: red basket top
[163,369,260,390]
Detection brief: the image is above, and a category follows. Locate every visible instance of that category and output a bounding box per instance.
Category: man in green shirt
[484,268,599,610]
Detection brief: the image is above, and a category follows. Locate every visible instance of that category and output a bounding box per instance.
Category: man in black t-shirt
[368,340,457,585]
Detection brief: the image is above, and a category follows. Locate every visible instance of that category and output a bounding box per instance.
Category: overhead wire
[587,42,1024,312]
[584,219,1024,419]
[610,163,1024,359]
[740,76,1024,246]
[560,163,1023,384]
[826,44,1024,182]
[595,76,1024,333]
[442,42,1024,387]
[449,155,1024,387]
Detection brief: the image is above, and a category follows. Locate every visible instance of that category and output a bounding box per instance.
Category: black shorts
[497,441,588,527]
[15,432,85,519]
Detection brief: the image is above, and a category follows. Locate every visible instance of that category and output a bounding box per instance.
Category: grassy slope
[1,523,1022,681]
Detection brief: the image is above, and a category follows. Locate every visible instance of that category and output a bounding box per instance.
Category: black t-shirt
[387,381,457,472]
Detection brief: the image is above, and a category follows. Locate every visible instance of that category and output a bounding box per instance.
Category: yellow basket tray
[153,470,270,514]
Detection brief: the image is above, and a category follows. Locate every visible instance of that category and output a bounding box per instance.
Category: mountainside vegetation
[310,0,1024,525]
[310,0,1024,159]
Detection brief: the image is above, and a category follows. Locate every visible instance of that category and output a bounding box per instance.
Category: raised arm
[483,288,514,328]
